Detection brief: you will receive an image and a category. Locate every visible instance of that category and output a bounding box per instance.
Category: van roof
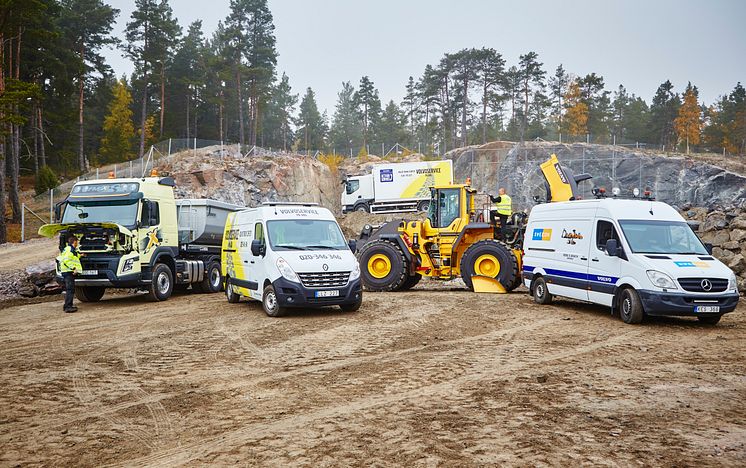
[530,198,683,222]
[234,204,336,221]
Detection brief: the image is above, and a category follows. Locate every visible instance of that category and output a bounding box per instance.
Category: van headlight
[276,257,300,283]
[646,270,678,290]
[349,262,360,281]
[728,272,738,292]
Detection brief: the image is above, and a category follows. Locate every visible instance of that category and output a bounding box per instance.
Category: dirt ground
[1,284,745,467]
[0,237,57,272]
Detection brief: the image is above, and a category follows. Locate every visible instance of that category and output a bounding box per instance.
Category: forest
[0,0,745,244]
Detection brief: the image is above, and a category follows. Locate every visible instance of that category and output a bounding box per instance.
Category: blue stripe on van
[523,265,618,284]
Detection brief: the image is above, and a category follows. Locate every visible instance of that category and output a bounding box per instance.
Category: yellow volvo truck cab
[39,177,241,302]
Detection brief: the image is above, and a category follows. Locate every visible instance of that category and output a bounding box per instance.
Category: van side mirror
[605,239,619,257]
[704,243,713,255]
[251,239,266,256]
[348,239,357,253]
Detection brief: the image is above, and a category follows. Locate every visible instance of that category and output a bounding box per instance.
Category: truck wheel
[398,274,422,291]
[532,276,553,305]
[148,263,173,302]
[195,261,221,293]
[225,277,240,303]
[354,203,369,213]
[619,288,644,324]
[262,284,287,317]
[697,315,722,325]
[358,240,408,291]
[74,286,105,302]
[417,200,430,212]
[460,240,518,291]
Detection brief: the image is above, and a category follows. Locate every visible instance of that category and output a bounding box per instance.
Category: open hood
[38,222,134,238]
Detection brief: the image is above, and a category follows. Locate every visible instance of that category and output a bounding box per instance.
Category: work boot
[64,306,78,313]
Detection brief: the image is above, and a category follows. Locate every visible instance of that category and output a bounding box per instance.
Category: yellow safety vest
[494,194,512,216]
[58,245,82,273]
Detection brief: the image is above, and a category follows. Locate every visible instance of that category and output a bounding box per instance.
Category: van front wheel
[262,284,288,317]
[619,288,644,324]
[532,277,552,305]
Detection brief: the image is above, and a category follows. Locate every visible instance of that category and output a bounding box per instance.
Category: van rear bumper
[272,277,363,308]
[638,290,740,316]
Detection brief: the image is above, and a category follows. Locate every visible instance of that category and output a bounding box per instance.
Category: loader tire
[358,240,408,292]
[460,240,519,292]
[74,286,105,302]
[398,273,422,291]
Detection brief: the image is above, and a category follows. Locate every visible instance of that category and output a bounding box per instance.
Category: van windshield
[618,220,708,255]
[267,219,348,251]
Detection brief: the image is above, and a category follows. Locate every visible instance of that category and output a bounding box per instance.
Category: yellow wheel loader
[356,154,590,294]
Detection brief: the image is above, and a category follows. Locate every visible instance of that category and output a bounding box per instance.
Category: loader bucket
[471,275,507,294]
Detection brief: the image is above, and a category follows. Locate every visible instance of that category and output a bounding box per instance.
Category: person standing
[490,187,513,241]
[58,235,83,313]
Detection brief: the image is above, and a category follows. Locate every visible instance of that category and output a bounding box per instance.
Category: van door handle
[591,258,600,262]
[250,260,255,264]
[580,257,588,261]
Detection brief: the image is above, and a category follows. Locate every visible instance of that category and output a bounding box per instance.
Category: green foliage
[100,79,135,163]
[296,88,326,150]
[34,165,58,195]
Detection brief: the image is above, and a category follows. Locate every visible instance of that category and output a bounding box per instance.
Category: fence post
[168,138,172,157]
[114,164,117,178]
[559,133,562,143]
[129,160,133,177]
[221,140,224,159]
[96,167,99,179]
[586,133,590,144]
[50,188,53,222]
[21,203,25,243]
[382,143,384,156]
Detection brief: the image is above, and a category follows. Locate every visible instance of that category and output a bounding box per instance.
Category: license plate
[315,290,340,298]
[80,270,98,276]
[695,305,720,313]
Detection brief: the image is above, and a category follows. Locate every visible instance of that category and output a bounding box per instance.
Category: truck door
[245,220,267,300]
[587,219,622,307]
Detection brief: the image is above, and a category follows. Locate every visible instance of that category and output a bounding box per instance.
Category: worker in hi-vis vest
[58,235,83,313]
[489,187,512,241]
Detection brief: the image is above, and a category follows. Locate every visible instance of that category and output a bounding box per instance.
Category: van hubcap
[536,284,544,297]
[623,298,631,315]
[265,291,277,310]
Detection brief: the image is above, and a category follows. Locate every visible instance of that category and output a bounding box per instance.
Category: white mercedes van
[522,198,739,324]
[221,203,362,317]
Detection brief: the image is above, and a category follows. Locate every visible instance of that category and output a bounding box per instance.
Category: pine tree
[262,72,297,150]
[99,79,134,163]
[517,52,546,142]
[353,76,381,150]
[548,64,569,137]
[562,80,588,137]
[674,82,701,154]
[577,73,610,141]
[649,80,681,149]
[296,87,324,151]
[476,48,505,144]
[169,20,206,139]
[401,76,419,142]
[611,85,629,141]
[329,81,362,152]
[377,100,407,149]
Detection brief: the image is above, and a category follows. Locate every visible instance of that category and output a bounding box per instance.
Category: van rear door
[587,218,622,306]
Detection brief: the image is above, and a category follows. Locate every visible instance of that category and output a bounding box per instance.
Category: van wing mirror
[348,239,357,253]
[251,239,266,256]
[605,239,619,257]
[704,243,713,255]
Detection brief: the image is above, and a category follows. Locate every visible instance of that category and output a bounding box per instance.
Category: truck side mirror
[251,239,265,256]
[348,239,357,253]
[605,239,619,257]
[704,243,713,255]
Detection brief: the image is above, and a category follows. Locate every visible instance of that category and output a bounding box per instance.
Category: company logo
[380,169,394,182]
[701,279,712,291]
[674,261,711,268]
[323,263,329,271]
[561,229,584,245]
[532,228,552,241]
[553,163,569,184]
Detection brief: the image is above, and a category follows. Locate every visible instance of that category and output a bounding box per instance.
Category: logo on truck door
[380,169,394,182]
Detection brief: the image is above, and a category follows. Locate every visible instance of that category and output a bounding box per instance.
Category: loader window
[436,188,460,228]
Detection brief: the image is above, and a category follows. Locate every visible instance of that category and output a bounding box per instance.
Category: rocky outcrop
[687,208,746,293]
[0,260,61,303]
[448,141,746,211]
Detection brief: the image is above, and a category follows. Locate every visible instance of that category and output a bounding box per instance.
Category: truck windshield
[345,179,360,194]
[61,201,139,227]
[267,219,348,251]
[618,220,708,255]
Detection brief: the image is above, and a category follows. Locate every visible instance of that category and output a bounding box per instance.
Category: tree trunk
[9,30,22,223]
[482,82,488,144]
[185,94,190,140]
[38,105,46,167]
[0,33,5,243]
[78,42,86,173]
[32,106,38,174]
[461,78,468,147]
[138,24,148,158]
[193,87,198,140]
[219,88,224,142]
[159,62,165,138]
[236,68,245,148]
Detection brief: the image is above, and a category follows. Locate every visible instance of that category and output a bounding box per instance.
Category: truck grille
[677,277,728,293]
[297,271,350,288]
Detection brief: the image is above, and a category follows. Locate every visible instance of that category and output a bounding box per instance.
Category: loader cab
[425,184,474,232]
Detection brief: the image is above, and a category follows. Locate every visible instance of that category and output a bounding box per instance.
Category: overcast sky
[103,0,746,114]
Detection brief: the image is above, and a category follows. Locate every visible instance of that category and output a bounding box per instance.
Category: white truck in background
[341,160,453,214]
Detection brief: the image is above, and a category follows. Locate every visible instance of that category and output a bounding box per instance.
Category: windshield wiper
[274,244,307,250]
[304,245,341,250]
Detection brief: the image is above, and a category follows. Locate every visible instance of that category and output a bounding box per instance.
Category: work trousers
[63,272,75,311]
[498,214,509,241]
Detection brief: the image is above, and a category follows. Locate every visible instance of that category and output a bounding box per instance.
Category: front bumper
[56,271,143,288]
[638,290,740,316]
[272,276,363,308]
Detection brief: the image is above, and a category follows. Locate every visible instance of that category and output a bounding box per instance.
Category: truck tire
[398,274,422,291]
[417,200,430,212]
[262,284,288,317]
[460,240,518,291]
[74,286,105,302]
[148,263,173,302]
[225,277,240,303]
[619,288,644,324]
[193,261,221,294]
[354,202,369,213]
[358,240,408,292]
[532,276,553,305]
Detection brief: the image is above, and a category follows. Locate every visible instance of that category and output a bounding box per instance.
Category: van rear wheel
[619,288,644,324]
[532,277,552,305]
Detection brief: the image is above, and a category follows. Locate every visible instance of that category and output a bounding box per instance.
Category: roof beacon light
[612,187,621,197]
[108,171,115,179]
[465,177,471,185]
[150,169,158,177]
[633,187,640,197]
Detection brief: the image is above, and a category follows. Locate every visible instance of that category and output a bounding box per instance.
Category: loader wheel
[460,240,519,292]
[358,240,408,291]
[74,286,105,302]
[398,274,422,291]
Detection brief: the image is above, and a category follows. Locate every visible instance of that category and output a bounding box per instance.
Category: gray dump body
[176,199,242,246]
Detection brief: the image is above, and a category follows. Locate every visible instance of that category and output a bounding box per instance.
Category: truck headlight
[728,272,738,292]
[276,257,300,283]
[349,262,360,281]
[646,270,678,290]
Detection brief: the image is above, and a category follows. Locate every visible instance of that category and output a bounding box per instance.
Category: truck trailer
[39,176,242,302]
[341,160,453,214]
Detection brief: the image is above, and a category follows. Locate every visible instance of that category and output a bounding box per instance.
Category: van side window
[596,220,619,251]
[254,222,264,242]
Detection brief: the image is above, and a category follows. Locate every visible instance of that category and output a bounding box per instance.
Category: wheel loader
[355,154,590,293]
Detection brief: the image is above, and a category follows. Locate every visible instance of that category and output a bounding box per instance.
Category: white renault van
[221,203,362,317]
[522,198,739,324]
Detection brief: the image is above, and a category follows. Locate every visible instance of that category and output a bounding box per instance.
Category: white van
[522,198,740,325]
[221,203,362,316]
